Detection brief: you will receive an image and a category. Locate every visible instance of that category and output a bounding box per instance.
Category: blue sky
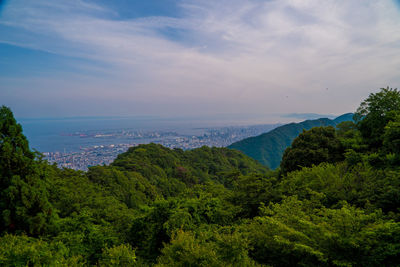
[1,0,400,119]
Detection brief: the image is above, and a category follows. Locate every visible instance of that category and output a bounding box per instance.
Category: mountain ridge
[228,113,354,169]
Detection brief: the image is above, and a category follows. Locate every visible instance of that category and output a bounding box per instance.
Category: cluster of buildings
[44,124,279,171]
[43,143,136,171]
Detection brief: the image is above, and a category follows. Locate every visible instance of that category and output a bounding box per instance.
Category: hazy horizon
[1,0,400,118]
[16,111,338,119]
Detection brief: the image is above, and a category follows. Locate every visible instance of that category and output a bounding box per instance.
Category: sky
[1,0,400,119]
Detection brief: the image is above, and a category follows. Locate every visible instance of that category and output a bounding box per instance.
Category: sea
[17,114,319,153]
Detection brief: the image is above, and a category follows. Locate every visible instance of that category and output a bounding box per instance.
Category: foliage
[384,114,400,155]
[1,88,400,265]
[229,113,353,169]
[156,229,257,267]
[0,106,56,236]
[0,234,84,266]
[231,173,279,218]
[112,144,267,197]
[243,197,400,266]
[354,87,400,149]
[280,126,344,174]
[99,244,136,266]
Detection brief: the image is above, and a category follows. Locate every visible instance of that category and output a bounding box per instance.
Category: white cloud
[1,0,400,117]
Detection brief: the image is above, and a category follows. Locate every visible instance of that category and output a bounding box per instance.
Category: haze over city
[1,0,400,119]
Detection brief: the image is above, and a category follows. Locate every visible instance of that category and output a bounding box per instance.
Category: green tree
[243,196,400,266]
[384,114,400,155]
[354,87,400,149]
[0,234,84,266]
[99,244,136,266]
[0,106,55,235]
[156,229,256,267]
[231,173,278,218]
[280,126,344,175]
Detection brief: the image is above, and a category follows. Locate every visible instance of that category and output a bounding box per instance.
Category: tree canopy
[354,87,400,149]
[0,106,55,236]
[1,87,400,265]
[280,126,344,174]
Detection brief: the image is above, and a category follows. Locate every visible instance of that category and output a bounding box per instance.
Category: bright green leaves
[112,144,267,194]
[156,229,256,267]
[87,166,159,208]
[130,193,239,262]
[0,234,85,266]
[242,197,400,266]
[355,87,400,149]
[99,244,136,266]
[156,230,221,267]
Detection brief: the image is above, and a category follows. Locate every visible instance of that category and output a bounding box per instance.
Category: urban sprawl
[44,124,279,171]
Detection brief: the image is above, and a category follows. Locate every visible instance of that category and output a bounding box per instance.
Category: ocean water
[19,116,200,153]
[17,114,304,153]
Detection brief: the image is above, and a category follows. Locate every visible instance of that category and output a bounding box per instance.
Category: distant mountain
[333,113,354,123]
[281,113,336,120]
[228,113,354,169]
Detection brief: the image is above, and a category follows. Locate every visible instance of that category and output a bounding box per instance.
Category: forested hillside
[0,88,400,266]
[228,113,353,169]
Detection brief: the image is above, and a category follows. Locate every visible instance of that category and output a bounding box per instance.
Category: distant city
[43,124,280,171]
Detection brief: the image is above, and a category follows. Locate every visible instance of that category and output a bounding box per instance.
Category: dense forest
[228,113,354,169]
[1,87,400,266]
